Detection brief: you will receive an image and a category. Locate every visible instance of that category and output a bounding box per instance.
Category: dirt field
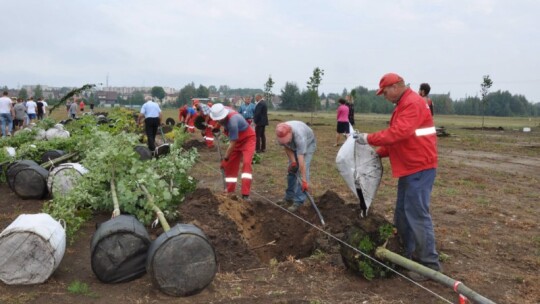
[1,113,539,304]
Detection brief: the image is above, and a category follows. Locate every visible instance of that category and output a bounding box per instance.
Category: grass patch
[475,197,491,207]
[269,258,279,275]
[67,280,98,298]
[439,252,450,262]
[309,249,326,261]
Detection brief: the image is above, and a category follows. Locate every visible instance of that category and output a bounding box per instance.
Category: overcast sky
[1,0,539,102]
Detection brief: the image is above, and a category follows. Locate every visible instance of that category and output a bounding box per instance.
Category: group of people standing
[66,99,93,119]
[0,91,49,137]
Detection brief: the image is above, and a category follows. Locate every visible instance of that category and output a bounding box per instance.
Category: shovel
[154,126,170,157]
[214,134,227,191]
[296,174,325,226]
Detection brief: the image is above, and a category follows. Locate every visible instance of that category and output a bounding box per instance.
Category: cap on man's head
[209,103,229,121]
[376,73,403,95]
[275,123,292,145]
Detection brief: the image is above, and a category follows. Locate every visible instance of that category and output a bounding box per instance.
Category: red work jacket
[367,88,437,177]
[178,106,188,122]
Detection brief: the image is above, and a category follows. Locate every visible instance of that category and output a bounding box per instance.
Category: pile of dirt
[182,139,207,150]
[178,188,387,274]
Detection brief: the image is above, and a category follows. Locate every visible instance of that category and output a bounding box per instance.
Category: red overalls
[203,119,220,148]
[186,108,198,133]
[178,105,188,123]
[222,111,256,196]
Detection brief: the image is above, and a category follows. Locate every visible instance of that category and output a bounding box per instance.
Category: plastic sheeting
[336,134,382,217]
[90,215,151,283]
[47,163,88,198]
[147,224,217,297]
[0,213,66,285]
[13,165,49,199]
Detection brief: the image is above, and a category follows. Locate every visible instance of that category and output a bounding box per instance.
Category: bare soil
[1,126,539,304]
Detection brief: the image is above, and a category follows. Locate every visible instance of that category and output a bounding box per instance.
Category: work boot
[288,202,302,212]
[241,195,251,203]
[277,198,293,206]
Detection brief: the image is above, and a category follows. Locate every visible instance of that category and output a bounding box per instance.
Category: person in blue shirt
[238,96,256,126]
[137,96,162,152]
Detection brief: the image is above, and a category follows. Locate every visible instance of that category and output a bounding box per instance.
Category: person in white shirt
[26,97,38,123]
[137,96,162,152]
[40,98,49,118]
[0,91,15,137]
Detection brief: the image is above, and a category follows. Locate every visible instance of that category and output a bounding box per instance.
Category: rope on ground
[196,160,453,304]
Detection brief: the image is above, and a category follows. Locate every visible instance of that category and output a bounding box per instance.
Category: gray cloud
[1,0,539,102]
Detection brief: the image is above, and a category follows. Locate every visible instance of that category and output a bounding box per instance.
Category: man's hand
[354,133,369,145]
[301,180,308,192]
[288,162,298,174]
[220,158,229,169]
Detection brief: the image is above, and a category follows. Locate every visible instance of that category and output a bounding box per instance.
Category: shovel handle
[305,190,326,226]
[296,174,325,226]
[215,134,227,191]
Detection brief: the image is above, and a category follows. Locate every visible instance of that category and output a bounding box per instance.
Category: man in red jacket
[355,73,440,281]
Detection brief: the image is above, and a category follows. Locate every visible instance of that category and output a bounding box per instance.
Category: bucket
[0,213,66,285]
[41,150,66,164]
[47,163,88,198]
[147,224,217,297]
[13,164,49,199]
[90,215,151,283]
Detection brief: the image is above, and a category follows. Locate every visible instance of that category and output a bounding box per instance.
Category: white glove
[354,133,368,145]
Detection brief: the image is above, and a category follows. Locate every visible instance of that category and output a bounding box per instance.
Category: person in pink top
[334,98,350,146]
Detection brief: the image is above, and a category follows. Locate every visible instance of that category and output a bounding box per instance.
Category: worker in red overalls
[178,105,188,124]
[209,103,255,202]
[185,99,199,133]
[195,102,220,148]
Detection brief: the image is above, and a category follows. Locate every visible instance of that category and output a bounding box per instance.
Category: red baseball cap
[376,73,403,95]
[275,123,292,144]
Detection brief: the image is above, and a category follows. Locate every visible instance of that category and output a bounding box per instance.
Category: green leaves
[46,122,198,239]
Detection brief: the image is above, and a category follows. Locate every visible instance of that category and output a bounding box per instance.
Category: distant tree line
[174,83,263,107]
[5,79,538,116]
[300,85,539,117]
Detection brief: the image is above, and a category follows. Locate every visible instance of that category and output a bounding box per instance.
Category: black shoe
[242,195,251,203]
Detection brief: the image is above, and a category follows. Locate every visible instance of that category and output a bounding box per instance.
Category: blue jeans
[395,168,440,270]
[285,151,313,204]
[0,113,13,137]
